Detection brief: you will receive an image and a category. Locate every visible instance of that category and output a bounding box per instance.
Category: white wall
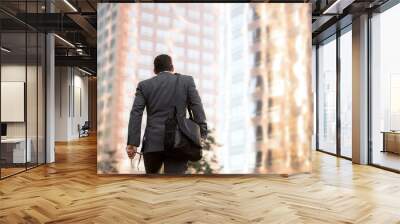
[1,65,39,138]
[54,67,89,141]
[1,66,26,138]
[1,63,46,164]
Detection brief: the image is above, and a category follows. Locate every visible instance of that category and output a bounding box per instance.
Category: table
[382,131,400,155]
[1,138,31,164]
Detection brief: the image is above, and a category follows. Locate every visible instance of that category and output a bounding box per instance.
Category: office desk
[1,138,31,164]
[382,131,400,155]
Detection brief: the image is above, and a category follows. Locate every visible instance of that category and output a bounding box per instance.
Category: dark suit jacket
[127,72,207,153]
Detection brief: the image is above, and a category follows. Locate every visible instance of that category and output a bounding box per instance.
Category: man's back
[127,71,207,153]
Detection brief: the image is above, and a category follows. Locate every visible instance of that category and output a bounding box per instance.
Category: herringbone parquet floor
[1,136,400,224]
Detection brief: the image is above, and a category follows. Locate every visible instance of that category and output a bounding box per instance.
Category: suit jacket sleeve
[187,76,208,138]
[127,81,146,146]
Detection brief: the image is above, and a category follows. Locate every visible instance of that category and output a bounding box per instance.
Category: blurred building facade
[218,4,255,173]
[97,3,132,172]
[249,4,312,174]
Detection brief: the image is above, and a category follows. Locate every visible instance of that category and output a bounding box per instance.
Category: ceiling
[0,0,97,74]
[311,0,390,43]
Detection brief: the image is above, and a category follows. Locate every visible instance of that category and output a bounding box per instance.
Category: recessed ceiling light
[1,47,11,53]
[78,67,93,76]
[63,0,78,12]
[54,34,75,48]
[322,0,354,15]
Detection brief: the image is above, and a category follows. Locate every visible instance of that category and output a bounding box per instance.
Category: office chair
[79,121,90,138]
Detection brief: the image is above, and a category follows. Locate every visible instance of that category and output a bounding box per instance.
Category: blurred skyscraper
[97,3,222,173]
[218,4,254,173]
[249,4,312,174]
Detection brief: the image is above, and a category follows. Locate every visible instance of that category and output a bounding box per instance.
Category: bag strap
[172,73,194,120]
[168,73,180,118]
[172,73,180,107]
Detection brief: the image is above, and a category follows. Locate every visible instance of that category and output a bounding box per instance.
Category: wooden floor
[1,136,400,224]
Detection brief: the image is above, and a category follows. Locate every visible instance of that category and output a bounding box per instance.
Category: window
[232,26,242,39]
[187,35,200,46]
[188,10,200,20]
[187,62,200,74]
[157,4,169,12]
[268,98,273,109]
[173,47,184,57]
[175,61,184,71]
[141,3,155,9]
[255,151,262,167]
[232,49,242,61]
[141,12,154,22]
[156,43,168,52]
[231,4,244,15]
[202,94,214,106]
[188,23,200,33]
[256,76,263,88]
[230,130,245,147]
[203,13,214,22]
[256,126,263,141]
[156,30,169,40]
[187,49,199,60]
[203,26,214,36]
[255,100,262,115]
[175,34,185,43]
[317,36,337,154]
[173,19,185,30]
[201,79,214,90]
[139,55,152,65]
[252,7,260,20]
[203,39,214,49]
[139,40,153,51]
[203,66,213,75]
[253,28,261,42]
[340,28,352,158]
[268,123,273,138]
[254,51,261,67]
[371,4,400,171]
[157,16,170,26]
[140,26,153,37]
[174,6,185,16]
[202,53,213,62]
[138,69,150,80]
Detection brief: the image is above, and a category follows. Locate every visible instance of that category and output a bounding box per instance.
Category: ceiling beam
[67,13,97,37]
[55,55,96,72]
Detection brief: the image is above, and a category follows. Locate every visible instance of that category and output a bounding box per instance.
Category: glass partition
[0,1,46,179]
[38,32,45,165]
[27,30,38,169]
[1,30,28,177]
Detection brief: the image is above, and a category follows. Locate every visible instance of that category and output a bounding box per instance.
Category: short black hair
[154,54,173,74]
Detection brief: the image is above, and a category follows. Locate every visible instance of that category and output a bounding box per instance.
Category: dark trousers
[143,151,188,174]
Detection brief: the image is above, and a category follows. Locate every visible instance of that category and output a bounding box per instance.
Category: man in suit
[126,54,207,174]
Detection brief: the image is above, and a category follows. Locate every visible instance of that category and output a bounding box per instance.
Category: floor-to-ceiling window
[0,1,46,179]
[317,35,337,154]
[339,26,352,158]
[316,24,353,159]
[371,2,400,171]
[312,45,317,151]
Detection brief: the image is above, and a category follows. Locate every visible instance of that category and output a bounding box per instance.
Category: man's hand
[126,145,137,159]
